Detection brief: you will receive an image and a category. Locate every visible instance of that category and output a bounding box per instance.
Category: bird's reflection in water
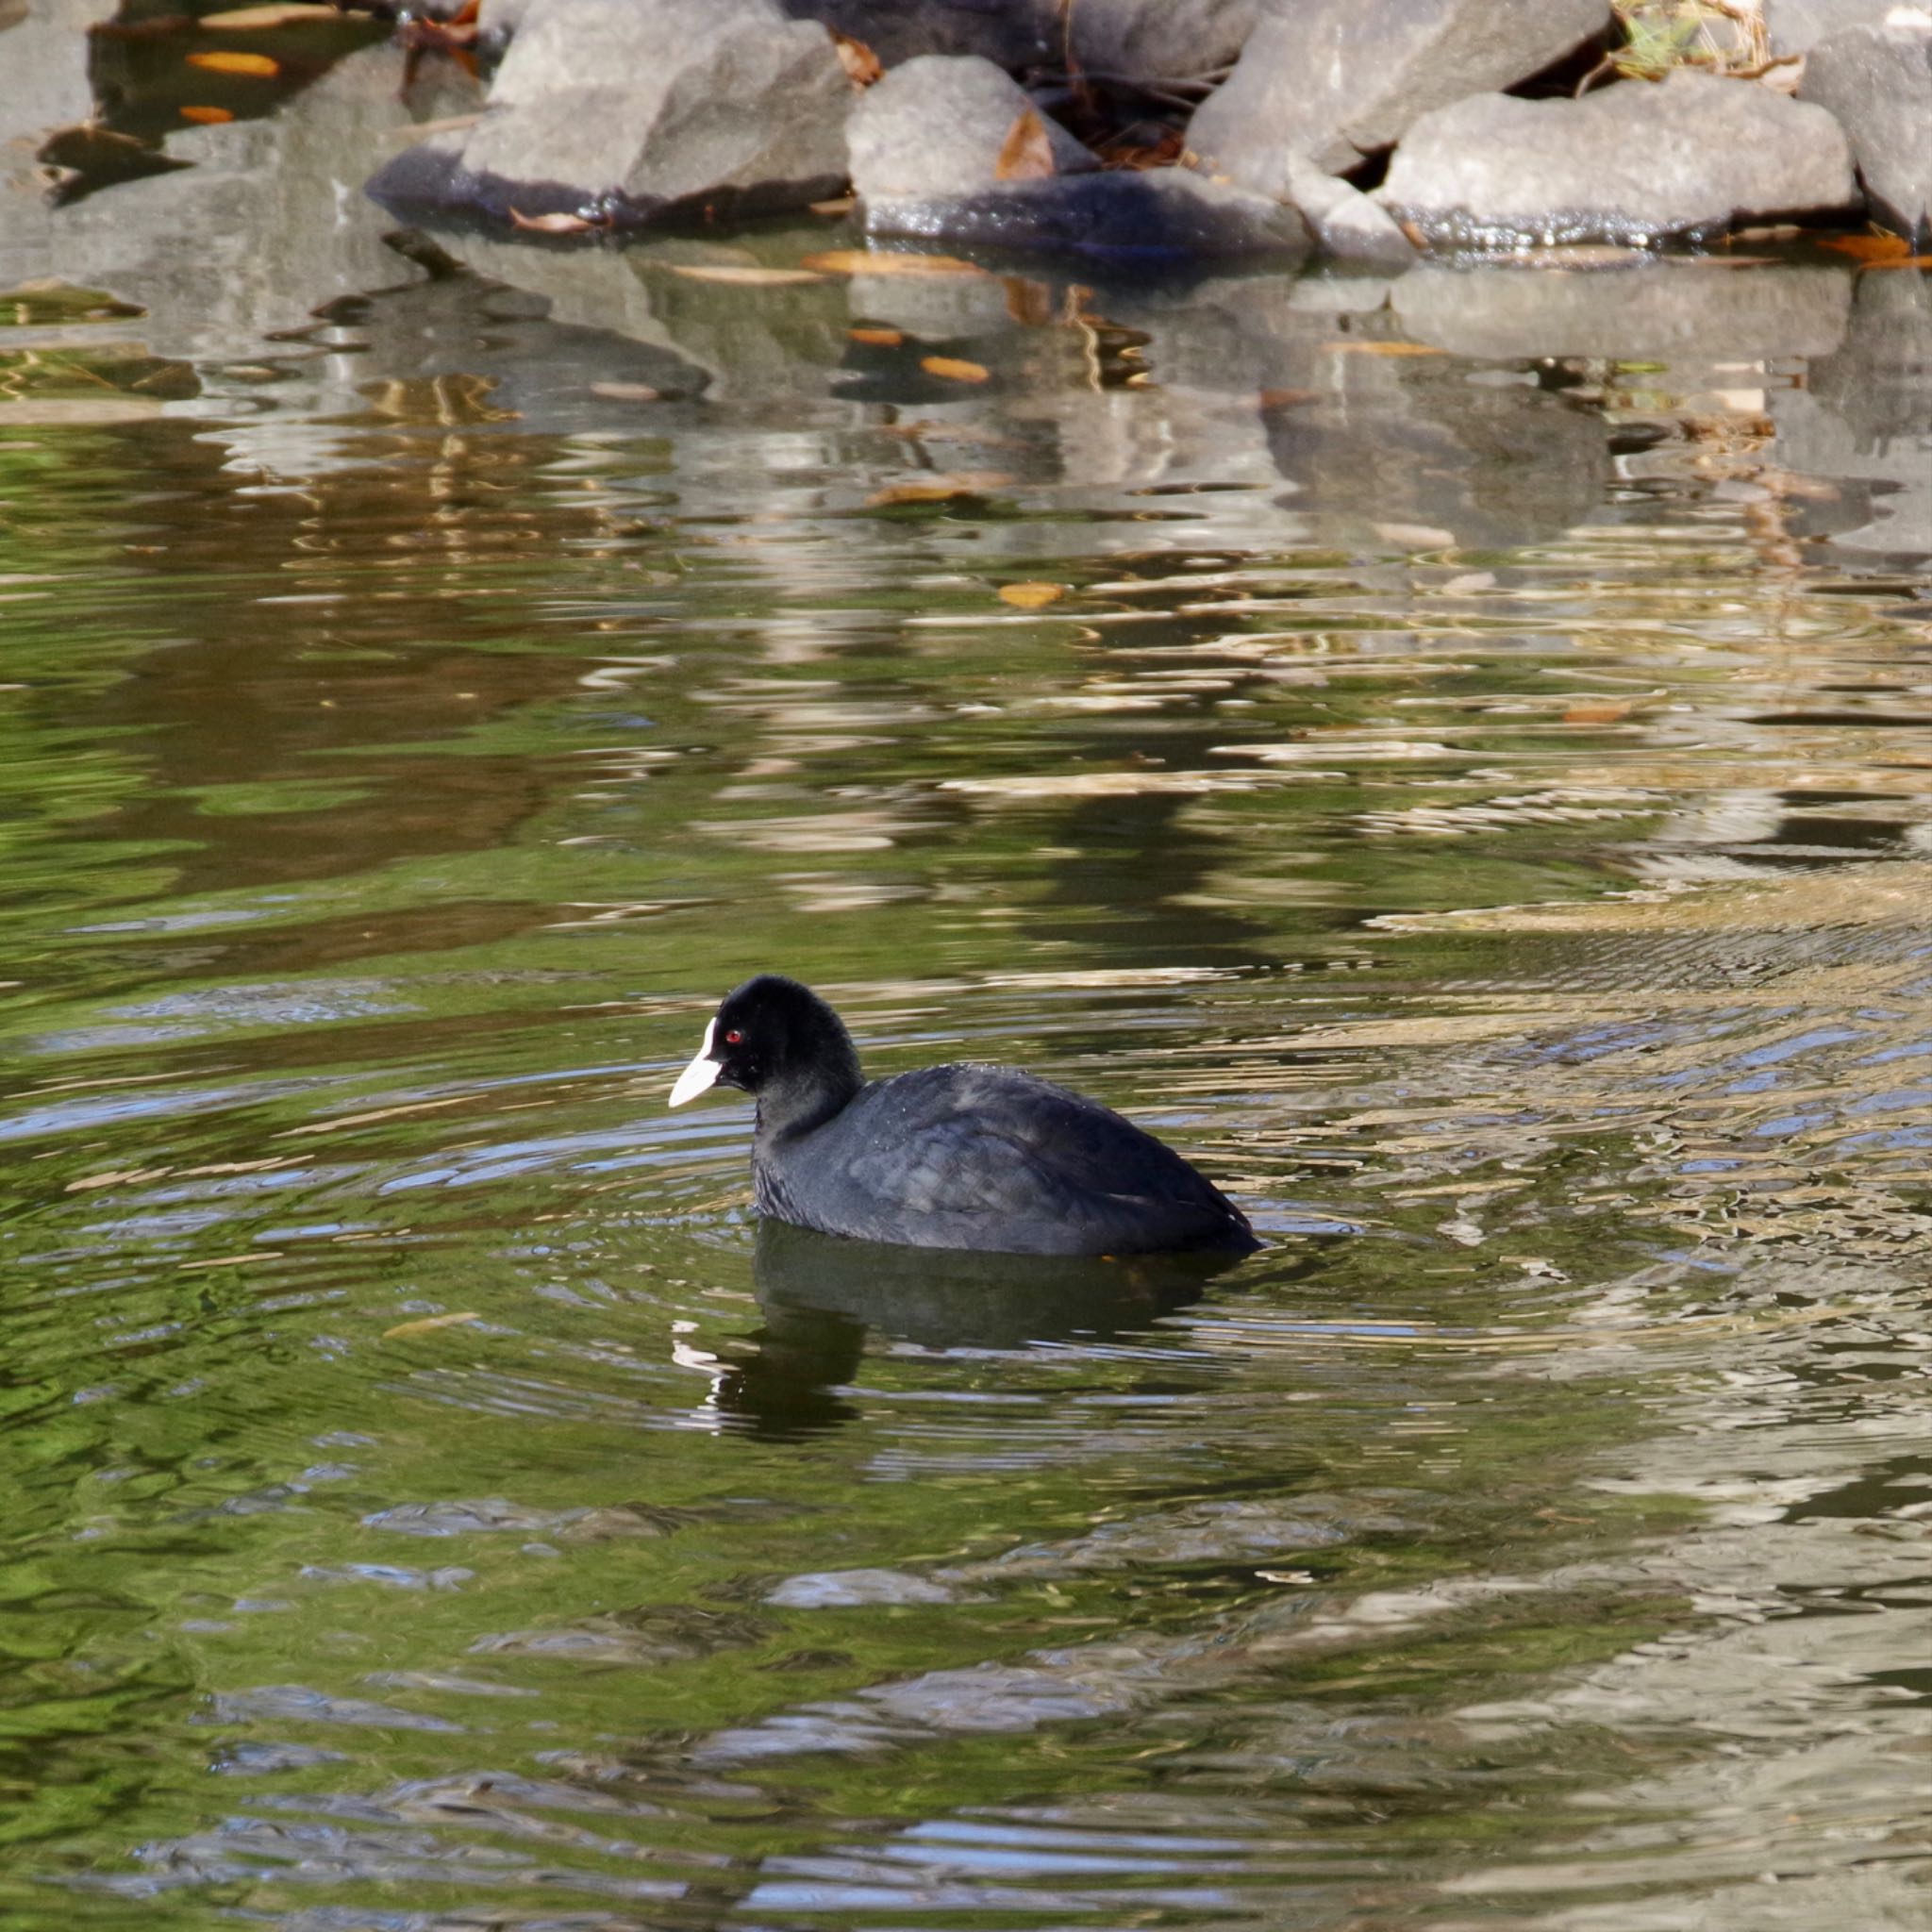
[708,1219,1249,1437]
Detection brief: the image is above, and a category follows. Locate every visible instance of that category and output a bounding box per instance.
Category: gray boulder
[780,0,1058,70]
[1062,0,1267,87]
[847,54,1098,205]
[1377,70,1858,248]
[1282,158,1417,267]
[1767,0,1914,56]
[1187,0,1608,187]
[1801,23,1932,239]
[864,164,1311,259]
[369,0,851,230]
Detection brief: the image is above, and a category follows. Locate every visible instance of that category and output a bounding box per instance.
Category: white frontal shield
[668,1017,722,1107]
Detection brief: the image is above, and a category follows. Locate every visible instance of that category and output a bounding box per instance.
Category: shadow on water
[715,1219,1250,1436]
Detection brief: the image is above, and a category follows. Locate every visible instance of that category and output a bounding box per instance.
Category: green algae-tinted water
[2,57,1930,1927]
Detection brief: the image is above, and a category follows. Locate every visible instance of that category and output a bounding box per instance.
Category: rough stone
[1283,157,1417,267]
[369,0,852,230]
[781,0,1058,70]
[1377,70,1858,248]
[1187,0,1608,188]
[1801,23,1932,239]
[1061,0,1267,86]
[847,54,1098,206]
[864,164,1311,260]
[1767,0,1915,56]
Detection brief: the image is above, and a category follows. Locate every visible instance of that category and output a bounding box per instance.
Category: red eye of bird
[724,1028,743,1045]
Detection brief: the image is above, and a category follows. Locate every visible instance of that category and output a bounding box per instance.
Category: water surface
[2,36,1930,1931]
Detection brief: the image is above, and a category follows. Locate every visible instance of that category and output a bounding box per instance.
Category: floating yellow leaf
[1324,340,1444,357]
[848,325,903,346]
[998,581,1064,608]
[186,47,279,74]
[383,1310,482,1340]
[1819,230,1911,261]
[994,106,1056,182]
[920,354,990,383]
[200,2,340,24]
[179,104,234,124]
[665,263,826,285]
[803,249,990,278]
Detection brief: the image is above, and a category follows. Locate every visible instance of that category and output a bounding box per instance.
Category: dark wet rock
[369,0,853,231]
[847,54,1099,205]
[1187,0,1608,187]
[1389,261,1852,360]
[764,1567,962,1607]
[1377,70,1857,249]
[865,164,1311,260]
[1801,24,1932,240]
[1283,158,1418,267]
[1774,267,1932,558]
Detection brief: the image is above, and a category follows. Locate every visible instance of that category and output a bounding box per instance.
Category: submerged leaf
[664,264,826,286]
[508,207,600,234]
[186,47,280,75]
[383,1311,482,1340]
[998,581,1065,609]
[803,249,989,279]
[199,2,340,24]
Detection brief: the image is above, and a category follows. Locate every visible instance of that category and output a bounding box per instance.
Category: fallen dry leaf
[1324,340,1444,358]
[831,29,882,85]
[383,1310,483,1340]
[664,263,826,286]
[1819,230,1911,262]
[185,47,279,75]
[508,207,600,233]
[179,104,234,124]
[995,106,1056,182]
[998,581,1065,608]
[920,354,990,383]
[1258,386,1318,408]
[803,248,989,278]
[847,325,904,346]
[199,2,339,24]
[868,482,974,507]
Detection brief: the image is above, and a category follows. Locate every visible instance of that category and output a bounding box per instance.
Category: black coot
[668,974,1258,1257]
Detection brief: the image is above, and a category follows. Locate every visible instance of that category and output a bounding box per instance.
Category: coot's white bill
[668,1018,721,1108]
